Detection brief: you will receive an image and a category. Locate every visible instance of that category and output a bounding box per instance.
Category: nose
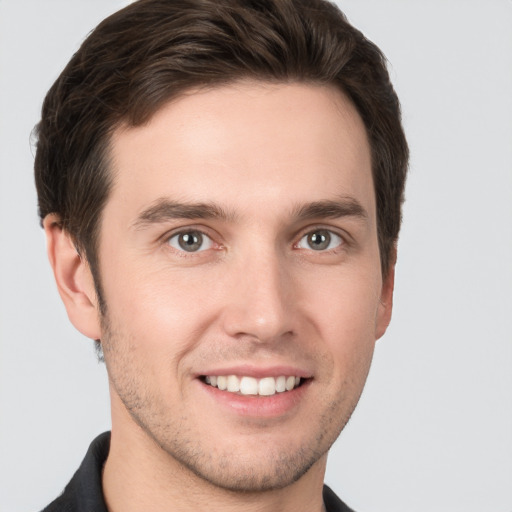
[220,250,296,343]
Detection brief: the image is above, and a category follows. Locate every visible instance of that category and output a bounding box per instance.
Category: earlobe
[375,249,397,340]
[44,214,102,340]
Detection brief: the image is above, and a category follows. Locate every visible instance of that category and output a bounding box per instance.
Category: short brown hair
[34,0,408,301]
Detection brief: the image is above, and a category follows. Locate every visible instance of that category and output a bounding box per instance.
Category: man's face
[96,81,392,491]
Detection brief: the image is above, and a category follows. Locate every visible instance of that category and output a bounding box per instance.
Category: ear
[375,248,397,340]
[44,214,102,340]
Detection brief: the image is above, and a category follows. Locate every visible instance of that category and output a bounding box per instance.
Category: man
[35,0,408,510]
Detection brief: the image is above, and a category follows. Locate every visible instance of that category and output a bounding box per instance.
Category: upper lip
[195,364,313,379]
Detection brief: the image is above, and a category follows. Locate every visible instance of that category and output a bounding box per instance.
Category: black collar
[42,432,110,512]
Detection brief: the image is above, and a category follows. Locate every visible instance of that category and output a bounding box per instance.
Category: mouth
[200,374,306,396]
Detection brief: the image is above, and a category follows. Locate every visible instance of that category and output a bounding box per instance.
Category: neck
[103,400,327,512]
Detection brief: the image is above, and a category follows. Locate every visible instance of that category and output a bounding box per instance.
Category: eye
[296,229,344,251]
[167,230,213,252]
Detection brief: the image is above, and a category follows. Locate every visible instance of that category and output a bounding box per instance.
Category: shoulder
[38,432,110,512]
[40,490,76,512]
[323,485,356,512]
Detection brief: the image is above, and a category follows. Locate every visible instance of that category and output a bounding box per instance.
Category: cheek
[100,257,225,361]
[302,266,381,371]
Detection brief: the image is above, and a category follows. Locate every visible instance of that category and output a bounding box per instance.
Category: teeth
[217,376,227,390]
[258,377,276,396]
[204,374,302,395]
[275,375,286,393]
[227,375,240,392]
[240,376,258,395]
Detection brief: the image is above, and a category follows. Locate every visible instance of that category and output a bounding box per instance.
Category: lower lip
[199,379,311,418]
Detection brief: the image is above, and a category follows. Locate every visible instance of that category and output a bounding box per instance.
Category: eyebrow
[291,197,368,222]
[132,199,237,229]
[132,196,368,230]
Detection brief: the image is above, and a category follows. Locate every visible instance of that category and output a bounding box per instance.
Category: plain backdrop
[1,1,511,511]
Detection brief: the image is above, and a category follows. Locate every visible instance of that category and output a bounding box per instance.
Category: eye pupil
[178,232,203,252]
[308,230,331,250]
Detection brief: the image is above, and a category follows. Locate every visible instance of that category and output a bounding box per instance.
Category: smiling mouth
[201,375,304,396]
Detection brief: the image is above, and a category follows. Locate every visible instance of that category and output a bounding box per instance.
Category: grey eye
[168,231,213,252]
[297,229,343,251]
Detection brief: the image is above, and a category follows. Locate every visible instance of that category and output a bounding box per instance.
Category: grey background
[1,1,511,511]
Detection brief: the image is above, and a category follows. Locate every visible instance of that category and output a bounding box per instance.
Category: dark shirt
[41,432,354,512]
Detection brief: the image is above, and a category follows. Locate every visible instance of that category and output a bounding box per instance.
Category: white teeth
[258,377,276,396]
[240,376,258,395]
[204,374,302,395]
[275,375,286,393]
[217,375,227,390]
[227,375,240,392]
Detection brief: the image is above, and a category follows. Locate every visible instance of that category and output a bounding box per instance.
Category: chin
[165,442,325,493]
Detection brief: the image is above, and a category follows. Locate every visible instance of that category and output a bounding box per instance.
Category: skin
[45,81,395,512]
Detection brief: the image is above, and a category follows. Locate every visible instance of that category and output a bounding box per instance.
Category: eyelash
[294,227,346,253]
[163,226,348,256]
[164,228,220,257]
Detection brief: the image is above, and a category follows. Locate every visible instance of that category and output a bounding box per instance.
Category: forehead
[106,81,374,225]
